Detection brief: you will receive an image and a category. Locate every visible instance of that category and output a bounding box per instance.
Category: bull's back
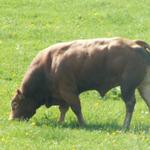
[52,38,149,93]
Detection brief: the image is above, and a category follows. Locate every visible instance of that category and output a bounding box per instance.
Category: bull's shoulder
[29,48,51,68]
[48,41,75,55]
[28,42,72,67]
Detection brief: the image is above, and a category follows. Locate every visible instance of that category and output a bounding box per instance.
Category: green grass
[0,0,150,149]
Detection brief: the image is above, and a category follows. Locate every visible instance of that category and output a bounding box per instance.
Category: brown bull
[9,37,150,129]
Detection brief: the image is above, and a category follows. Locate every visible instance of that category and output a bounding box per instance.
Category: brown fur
[10,37,150,129]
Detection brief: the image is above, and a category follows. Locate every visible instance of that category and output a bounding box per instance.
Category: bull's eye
[11,101,18,110]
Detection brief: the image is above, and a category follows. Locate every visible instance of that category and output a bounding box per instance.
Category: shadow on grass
[63,122,122,132]
[34,118,118,132]
[33,117,150,133]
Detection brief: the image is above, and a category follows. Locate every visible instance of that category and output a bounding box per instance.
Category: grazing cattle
[9,37,150,129]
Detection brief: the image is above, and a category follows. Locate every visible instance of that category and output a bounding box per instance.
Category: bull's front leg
[60,89,85,125]
[58,104,69,123]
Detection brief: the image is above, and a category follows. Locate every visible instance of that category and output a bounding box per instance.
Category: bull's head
[9,89,36,120]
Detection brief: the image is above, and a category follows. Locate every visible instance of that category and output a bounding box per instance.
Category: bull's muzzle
[8,113,14,120]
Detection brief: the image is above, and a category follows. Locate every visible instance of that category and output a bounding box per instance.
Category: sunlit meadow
[0,0,150,149]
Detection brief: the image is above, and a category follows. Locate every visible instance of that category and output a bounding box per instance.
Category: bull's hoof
[78,121,86,127]
[121,126,130,132]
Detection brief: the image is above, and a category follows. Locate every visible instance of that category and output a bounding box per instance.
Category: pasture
[0,0,150,149]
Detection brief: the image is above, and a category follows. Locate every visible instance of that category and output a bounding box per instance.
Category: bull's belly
[78,77,120,96]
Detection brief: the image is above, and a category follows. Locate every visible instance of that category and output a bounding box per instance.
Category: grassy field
[0,0,150,149]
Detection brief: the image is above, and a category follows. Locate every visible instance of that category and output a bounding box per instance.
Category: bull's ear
[16,89,24,100]
[17,89,22,95]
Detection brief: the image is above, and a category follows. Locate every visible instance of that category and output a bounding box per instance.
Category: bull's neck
[21,66,48,105]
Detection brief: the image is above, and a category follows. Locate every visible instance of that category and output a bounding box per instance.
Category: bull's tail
[134,40,150,64]
[134,40,150,53]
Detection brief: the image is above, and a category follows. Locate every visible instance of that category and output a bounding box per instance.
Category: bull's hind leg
[121,86,136,129]
[60,89,85,125]
[138,84,150,112]
[58,104,69,123]
[138,67,150,112]
[120,63,146,129]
